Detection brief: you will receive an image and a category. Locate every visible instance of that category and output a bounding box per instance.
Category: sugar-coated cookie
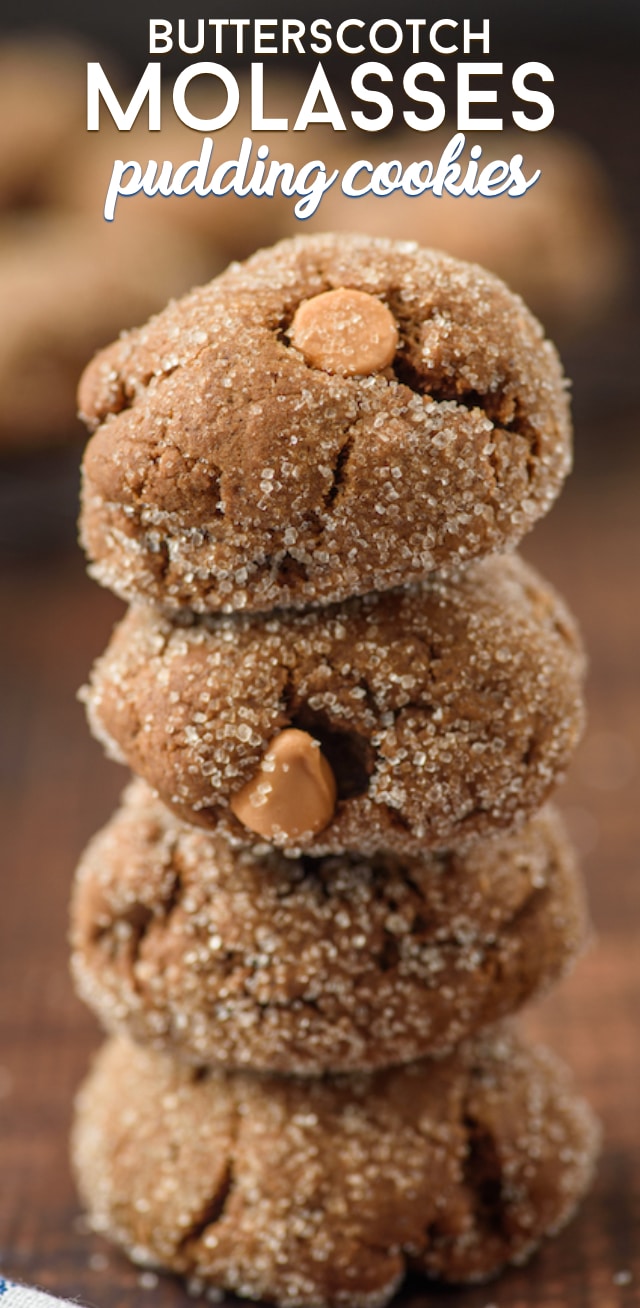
[83,554,585,855]
[311,133,626,335]
[79,233,571,614]
[72,1029,599,1306]
[71,780,587,1073]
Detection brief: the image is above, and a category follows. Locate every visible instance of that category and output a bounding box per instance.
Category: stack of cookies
[71,234,598,1307]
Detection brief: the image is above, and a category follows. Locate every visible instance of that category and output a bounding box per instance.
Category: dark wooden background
[1,26,639,1308]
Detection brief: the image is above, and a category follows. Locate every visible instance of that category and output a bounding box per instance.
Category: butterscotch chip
[71,780,588,1074]
[289,287,398,376]
[82,554,585,856]
[230,728,336,841]
[79,233,572,615]
[72,1029,599,1305]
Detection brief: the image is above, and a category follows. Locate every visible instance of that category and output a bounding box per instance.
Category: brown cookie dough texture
[71,780,587,1074]
[79,232,572,615]
[83,554,585,855]
[72,1029,599,1306]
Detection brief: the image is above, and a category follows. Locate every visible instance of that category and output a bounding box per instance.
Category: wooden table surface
[0,460,638,1308]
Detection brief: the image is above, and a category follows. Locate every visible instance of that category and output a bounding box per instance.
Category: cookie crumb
[613,1270,632,1286]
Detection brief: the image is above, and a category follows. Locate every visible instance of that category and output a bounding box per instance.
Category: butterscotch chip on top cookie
[83,554,585,855]
[79,232,571,615]
[72,1030,598,1306]
[71,780,587,1074]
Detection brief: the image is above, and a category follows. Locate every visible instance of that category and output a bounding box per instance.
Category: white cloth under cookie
[0,1279,83,1308]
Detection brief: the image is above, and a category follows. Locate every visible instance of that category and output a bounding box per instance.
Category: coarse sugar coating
[311,132,627,335]
[78,232,572,615]
[83,554,585,855]
[72,1029,599,1307]
[71,779,588,1074]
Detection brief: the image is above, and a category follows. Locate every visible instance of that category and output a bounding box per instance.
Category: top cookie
[79,233,571,615]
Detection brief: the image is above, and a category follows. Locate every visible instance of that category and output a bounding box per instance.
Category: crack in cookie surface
[83,554,585,857]
[79,234,571,615]
[72,1029,599,1305]
[71,782,587,1073]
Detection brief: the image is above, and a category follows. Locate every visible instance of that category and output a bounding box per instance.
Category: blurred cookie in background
[0,213,218,452]
[0,46,628,458]
[0,36,88,211]
[308,130,628,336]
[57,74,339,261]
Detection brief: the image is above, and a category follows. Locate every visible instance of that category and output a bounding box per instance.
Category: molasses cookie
[71,780,587,1073]
[0,36,86,212]
[72,1029,599,1306]
[79,232,571,614]
[311,132,626,336]
[0,213,216,451]
[83,554,585,855]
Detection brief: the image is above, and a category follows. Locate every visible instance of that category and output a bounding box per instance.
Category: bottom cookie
[72,1029,598,1308]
